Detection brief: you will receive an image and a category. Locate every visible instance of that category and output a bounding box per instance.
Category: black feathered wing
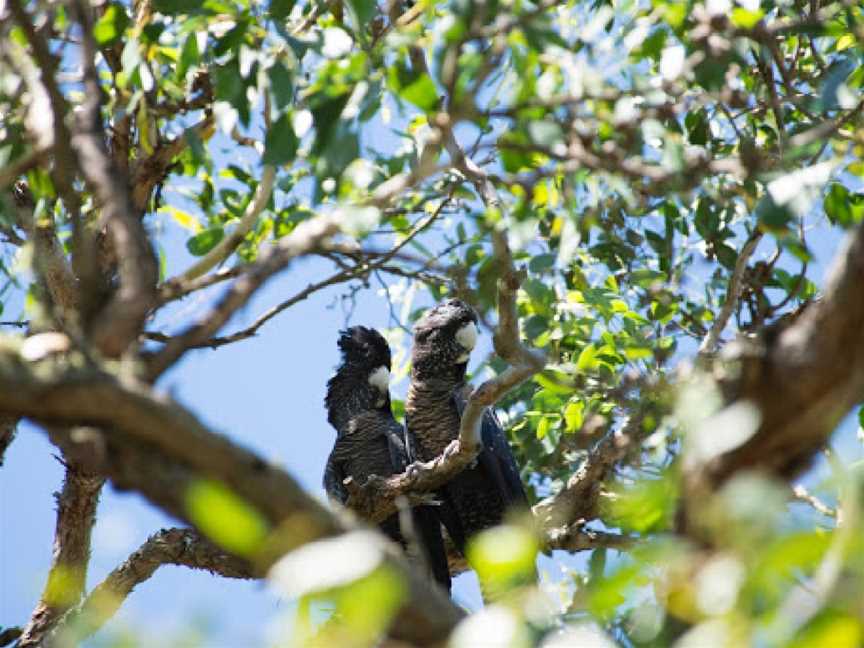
[452,388,529,509]
[323,452,348,504]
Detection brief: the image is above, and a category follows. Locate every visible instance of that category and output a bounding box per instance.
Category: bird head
[325,326,393,432]
[411,299,479,380]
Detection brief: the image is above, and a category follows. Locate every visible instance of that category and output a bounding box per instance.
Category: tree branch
[16,463,104,648]
[145,215,342,378]
[47,528,253,645]
[69,0,158,357]
[698,230,764,357]
[166,165,275,286]
[0,354,462,645]
[693,220,864,487]
[0,414,16,466]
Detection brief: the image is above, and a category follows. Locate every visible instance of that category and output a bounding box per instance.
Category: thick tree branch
[532,428,632,540]
[47,528,252,645]
[694,220,864,486]
[6,0,82,225]
[9,182,79,317]
[16,463,104,648]
[70,0,159,357]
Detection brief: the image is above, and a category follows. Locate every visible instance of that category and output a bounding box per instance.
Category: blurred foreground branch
[0,353,462,646]
[47,528,253,645]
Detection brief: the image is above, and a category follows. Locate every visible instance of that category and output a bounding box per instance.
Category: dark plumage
[405,299,529,554]
[323,326,451,593]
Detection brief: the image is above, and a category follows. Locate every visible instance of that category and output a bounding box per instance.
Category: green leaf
[176,32,199,81]
[269,0,295,20]
[387,61,438,112]
[824,182,864,228]
[346,0,376,31]
[467,525,538,599]
[564,400,584,432]
[268,60,294,112]
[152,0,203,15]
[730,7,764,29]
[633,28,666,61]
[185,479,268,555]
[576,343,598,371]
[311,93,350,154]
[528,253,555,273]
[93,3,130,45]
[263,114,298,165]
[186,227,225,255]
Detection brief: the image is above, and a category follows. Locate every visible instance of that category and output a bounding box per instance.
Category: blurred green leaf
[93,3,130,45]
[186,227,225,255]
[185,480,268,555]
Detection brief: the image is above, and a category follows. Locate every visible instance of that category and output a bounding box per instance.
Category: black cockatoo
[323,326,451,592]
[405,299,529,555]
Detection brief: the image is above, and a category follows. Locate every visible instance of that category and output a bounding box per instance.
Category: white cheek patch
[455,321,478,351]
[368,365,391,395]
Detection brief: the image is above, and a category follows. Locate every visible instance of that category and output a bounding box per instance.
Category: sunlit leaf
[185,479,268,555]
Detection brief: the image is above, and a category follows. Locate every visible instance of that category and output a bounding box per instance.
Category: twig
[169,165,276,285]
[0,628,22,647]
[698,230,763,357]
[156,266,244,305]
[792,484,837,518]
[145,267,357,348]
[770,458,857,643]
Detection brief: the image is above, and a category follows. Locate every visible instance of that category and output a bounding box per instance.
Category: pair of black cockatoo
[322,299,529,594]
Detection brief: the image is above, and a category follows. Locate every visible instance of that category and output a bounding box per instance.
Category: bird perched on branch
[405,299,530,555]
[323,326,451,593]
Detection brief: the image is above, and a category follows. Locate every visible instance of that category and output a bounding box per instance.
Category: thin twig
[792,484,837,518]
[698,230,764,357]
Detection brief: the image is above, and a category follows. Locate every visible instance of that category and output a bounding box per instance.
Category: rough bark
[16,465,104,648]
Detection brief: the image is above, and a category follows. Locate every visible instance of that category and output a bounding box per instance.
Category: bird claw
[442,440,460,460]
